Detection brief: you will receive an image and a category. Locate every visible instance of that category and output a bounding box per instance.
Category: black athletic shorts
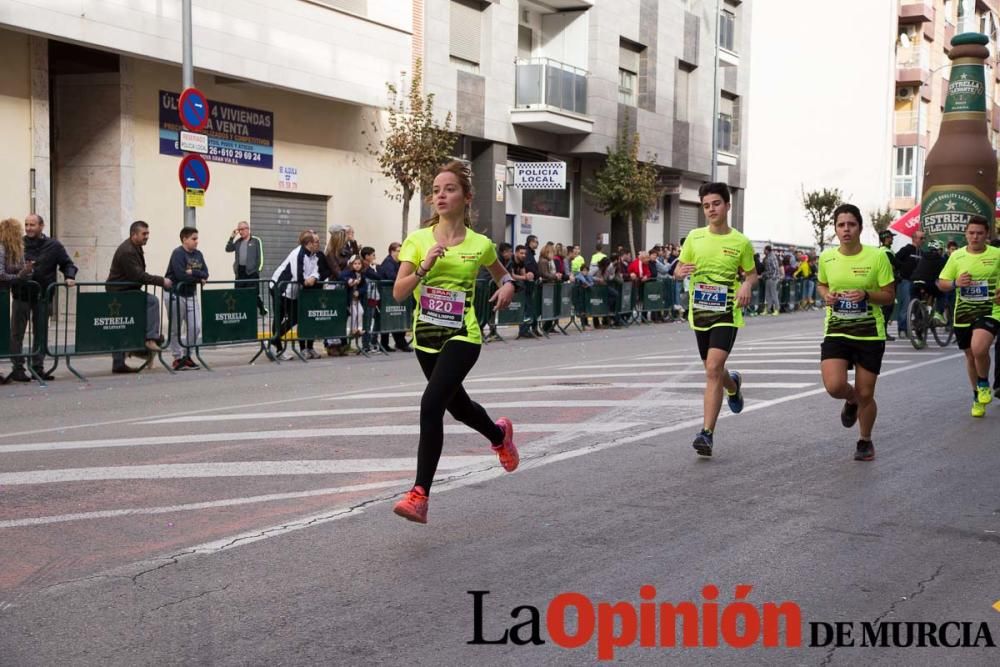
[695,326,738,361]
[954,316,1000,350]
[820,337,886,375]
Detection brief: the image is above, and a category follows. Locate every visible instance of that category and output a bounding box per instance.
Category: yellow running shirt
[817,245,894,341]
[938,245,1000,327]
[399,225,497,353]
[678,227,755,330]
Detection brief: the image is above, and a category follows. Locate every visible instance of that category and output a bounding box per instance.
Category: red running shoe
[393,486,428,524]
[492,418,519,472]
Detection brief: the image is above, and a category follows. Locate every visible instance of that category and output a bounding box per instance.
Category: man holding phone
[9,214,77,382]
[224,220,267,316]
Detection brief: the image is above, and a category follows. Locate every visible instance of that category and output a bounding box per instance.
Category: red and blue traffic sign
[178,154,211,191]
[178,87,210,132]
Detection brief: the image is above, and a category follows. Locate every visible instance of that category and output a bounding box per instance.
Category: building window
[450,0,483,70]
[893,146,920,198]
[719,9,736,52]
[619,69,637,105]
[522,187,571,218]
[619,42,641,106]
[675,63,694,122]
[717,95,739,153]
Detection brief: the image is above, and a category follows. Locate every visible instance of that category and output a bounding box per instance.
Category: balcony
[896,45,930,87]
[898,0,934,23]
[511,58,594,134]
[894,110,929,147]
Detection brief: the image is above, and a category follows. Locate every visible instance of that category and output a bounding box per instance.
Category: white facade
[744,0,896,248]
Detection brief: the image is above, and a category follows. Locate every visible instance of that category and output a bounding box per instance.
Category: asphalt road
[2,312,999,665]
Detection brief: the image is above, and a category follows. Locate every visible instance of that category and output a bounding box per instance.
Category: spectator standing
[509,244,535,339]
[106,220,171,374]
[224,220,267,316]
[537,244,563,333]
[270,231,320,360]
[553,243,567,276]
[324,224,351,356]
[762,245,781,316]
[894,229,925,338]
[377,242,413,352]
[1,219,28,383]
[341,254,367,348]
[877,230,898,340]
[164,226,209,371]
[524,235,541,336]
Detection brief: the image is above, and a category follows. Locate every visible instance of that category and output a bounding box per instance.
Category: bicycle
[906,281,953,349]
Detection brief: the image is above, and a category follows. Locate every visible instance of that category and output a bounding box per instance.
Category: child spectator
[165,226,209,371]
[340,254,366,348]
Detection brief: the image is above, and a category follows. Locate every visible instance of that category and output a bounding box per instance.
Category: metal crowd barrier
[271,279,349,362]
[45,281,171,382]
[164,278,274,371]
[0,281,45,385]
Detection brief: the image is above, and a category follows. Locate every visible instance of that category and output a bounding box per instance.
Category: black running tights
[414,341,504,492]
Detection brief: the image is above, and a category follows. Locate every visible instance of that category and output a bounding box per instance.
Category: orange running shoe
[393,485,428,524]
[492,418,519,472]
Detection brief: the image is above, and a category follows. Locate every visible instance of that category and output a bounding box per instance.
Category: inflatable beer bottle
[920,33,997,245]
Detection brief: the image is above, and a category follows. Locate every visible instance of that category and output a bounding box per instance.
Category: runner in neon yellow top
[391,161,520,525]
[399,225,496,353]
[672,182,758,457]
[936,216,1000,417]
[817,245,894,341]
[678,226,756,331]
[815,204,896,461]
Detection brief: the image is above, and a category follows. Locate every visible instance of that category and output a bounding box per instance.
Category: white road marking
[0,458,494,486]
[328,383,816,400]
[0,479,413,528]
[567,359,905,369]
[0,422,644,455]
[129,353,959,564]
[138,400,702,425]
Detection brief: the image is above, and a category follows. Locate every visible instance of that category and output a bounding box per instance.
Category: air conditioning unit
[897,87,914,100]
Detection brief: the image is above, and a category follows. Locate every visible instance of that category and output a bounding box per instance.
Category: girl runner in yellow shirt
[391,161,519,524]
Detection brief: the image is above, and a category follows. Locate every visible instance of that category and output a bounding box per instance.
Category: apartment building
[0,0,750,282]
[426,0,752,251]
[893,0,1000,214]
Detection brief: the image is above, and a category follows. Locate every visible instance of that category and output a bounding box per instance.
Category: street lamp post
[182,0,196,229]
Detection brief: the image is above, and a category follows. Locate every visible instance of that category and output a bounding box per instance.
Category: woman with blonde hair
[391,160,519,524]
[0,218,27,383]
[0,218,26,287]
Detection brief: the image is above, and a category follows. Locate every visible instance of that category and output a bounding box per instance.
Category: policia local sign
[512,162,566,190]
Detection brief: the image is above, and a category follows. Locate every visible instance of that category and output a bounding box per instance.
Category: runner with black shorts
[672,182,758,457]
[816,204,895,461]
[936,216,1000,418]
[391,161,519,524]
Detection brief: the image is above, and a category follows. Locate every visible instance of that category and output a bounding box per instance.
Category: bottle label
[919,185,994,246]
[944,63,987,114]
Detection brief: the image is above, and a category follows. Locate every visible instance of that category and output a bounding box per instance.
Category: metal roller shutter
[677,203,701,242]
[249,189,329,279]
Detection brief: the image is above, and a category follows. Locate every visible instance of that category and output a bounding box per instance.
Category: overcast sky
[744,0,896,247]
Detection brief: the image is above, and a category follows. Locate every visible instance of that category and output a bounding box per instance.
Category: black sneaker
[840,400,859,428]
[692,429,714,457]
[854,439,875,461]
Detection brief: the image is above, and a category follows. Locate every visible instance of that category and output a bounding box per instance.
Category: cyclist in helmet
[911,239,949,322]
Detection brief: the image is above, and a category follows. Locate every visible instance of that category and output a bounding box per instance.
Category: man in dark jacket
[376,241,412,352]
[9,214,78,382]
[224,220,267,316]
[894,229,924,338]
[106,220,173,373]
